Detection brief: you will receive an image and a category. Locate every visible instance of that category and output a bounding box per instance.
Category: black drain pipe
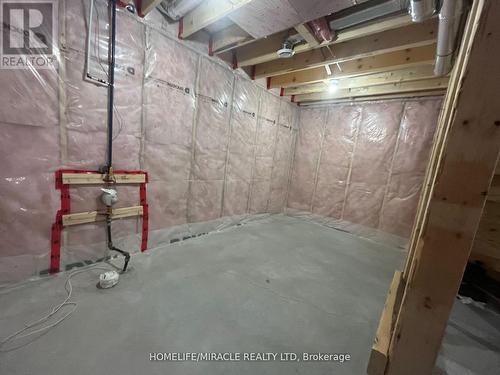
[107,0,117,171]
[105,0,130,273]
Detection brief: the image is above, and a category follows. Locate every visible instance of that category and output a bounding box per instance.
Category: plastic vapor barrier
[0,0,298,285]
[287,98,442,241]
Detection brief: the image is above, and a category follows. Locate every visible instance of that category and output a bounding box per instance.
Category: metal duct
[434,0,464,76]
[329,0,409,31]
[159,0,204,21]
[409,0,435,22]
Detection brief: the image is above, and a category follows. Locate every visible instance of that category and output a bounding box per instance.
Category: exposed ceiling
[149,0,450,105]
[226,0,372,39]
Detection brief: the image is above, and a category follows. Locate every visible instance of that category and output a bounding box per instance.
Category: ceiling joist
[254,18,438,79]
[295,77,449,103]
[180,0,252,39]
[269,44,437,89]
[284,65,438,96]
[294,23,320,47]
[219,14,415,67]
[137,0,162,17]
[299,91,445,106]
[211,23,253,53]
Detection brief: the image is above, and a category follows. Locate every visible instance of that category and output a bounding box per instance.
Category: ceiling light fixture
[327,80,339,93]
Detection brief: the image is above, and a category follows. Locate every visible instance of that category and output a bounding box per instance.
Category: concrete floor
[436,301,500,375]
[0,215,498,374]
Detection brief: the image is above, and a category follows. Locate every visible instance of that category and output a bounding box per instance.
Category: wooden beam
[295,77,448,103]
[180,0,252,39]
[370,1,500,373]
[211,23,253,53]
[221,14,414,67]
[270,44,437,89]
[299,91,445,106]
[255,19,438,79]
[61,172,146,185]
[294,23,319,47]
[137,0,162,17]
[218,29,293,65]
[401,0,483,283]
[62,206,143,227]
[284,65,437,96]
[367,271,404,375]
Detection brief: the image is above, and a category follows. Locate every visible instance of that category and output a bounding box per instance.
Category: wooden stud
[368,1,500,373]
[367,271,404,375]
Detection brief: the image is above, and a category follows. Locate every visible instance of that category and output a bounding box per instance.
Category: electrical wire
[0,265,114,352]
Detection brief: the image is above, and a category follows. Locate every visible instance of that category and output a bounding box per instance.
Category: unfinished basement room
[1,0,500,374]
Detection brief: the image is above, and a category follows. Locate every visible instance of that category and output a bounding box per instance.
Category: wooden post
[368,0,500,373]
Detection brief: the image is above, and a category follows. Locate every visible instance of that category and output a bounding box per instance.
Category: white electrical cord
[0,265,114,352]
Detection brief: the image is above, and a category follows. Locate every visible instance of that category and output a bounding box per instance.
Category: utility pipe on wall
[434,0,464,76]
[409,0,435,22]
[107,0,117,171]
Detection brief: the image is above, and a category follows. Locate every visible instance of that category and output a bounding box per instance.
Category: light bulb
[328,80,339,93]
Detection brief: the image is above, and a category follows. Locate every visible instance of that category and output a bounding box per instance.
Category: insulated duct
[159,0,204,20]
[434,0,464,76]
[309,17,334,43]
[409,0,435,22]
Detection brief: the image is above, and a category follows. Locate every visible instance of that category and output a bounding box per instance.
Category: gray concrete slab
[0,215,407,375]
[436,301,500,375]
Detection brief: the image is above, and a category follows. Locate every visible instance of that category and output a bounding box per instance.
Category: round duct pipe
[434,0,464,76]
[409,0,436,22]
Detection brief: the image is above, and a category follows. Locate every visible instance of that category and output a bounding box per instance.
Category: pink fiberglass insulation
[0,0,60,280]
[144,28,198,230]
[379,100,442,237]
[343,102,404,228]
[249,91,282,213]
[0,4,298,284]
[288,98,442,239]
[268,104,296,213]
[188,58,234,222]
[1,0,440,283]
[312,106,360,218]
[223,77,260,216]
[62,0,145,259]
[288,108,328,211]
